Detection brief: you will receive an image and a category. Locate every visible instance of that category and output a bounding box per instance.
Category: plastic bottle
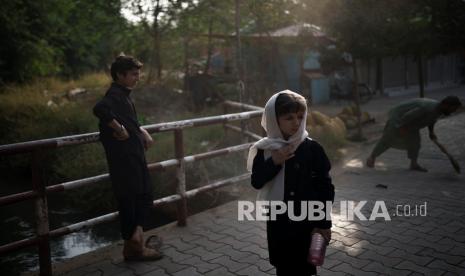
[307,232,327,266]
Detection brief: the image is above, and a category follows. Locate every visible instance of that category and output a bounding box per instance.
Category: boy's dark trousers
[105,142,154,240]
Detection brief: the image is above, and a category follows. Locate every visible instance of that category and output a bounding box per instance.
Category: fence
[0,101,263,276]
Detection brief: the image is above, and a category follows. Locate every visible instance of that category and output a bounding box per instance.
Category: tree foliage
[0,0,127,83]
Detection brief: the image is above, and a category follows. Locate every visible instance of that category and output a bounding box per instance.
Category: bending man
[366,96,461,172]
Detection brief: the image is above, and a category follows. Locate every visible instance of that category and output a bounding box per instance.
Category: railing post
[32,150,52,276]
[174,129,188,226]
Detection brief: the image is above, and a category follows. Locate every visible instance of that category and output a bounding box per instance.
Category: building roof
[252,23,326,38]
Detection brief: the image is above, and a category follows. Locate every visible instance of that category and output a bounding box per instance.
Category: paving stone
[326,251,371,269]
[190,229,229,241]
[426,259,465,275]
[401,229,443,242]
[413,237,455,253]
[219,226,255,240]
[216,235,253,250]
[352,240,397,256]
[237,253,274,272]
[416,248,465,266]
[395,260,446,276]
[184,246,223,261]
[236,265,271,276]
[321,257,343,269]
[145,257,189,274]
[203,267,236,276]
[171,267,203,276]
[358,249,404,267]
[381,238,424,254]
[166,238,197,251]
[209,256,250,272]
[330,262,378,276]
[387,248,434,266]
[238,244,269,259]
[360,261,411,276]
[161,247,195,263]
[318,267,348,276]
[62,266,100,276]
[116,261,164,275]
[212,244,253,261]
[329,240,365,257]
[331,232,361,246]
[139,268,168,276]
[240,233,267,248]
[190,237,224,251]
[176,256,220,273]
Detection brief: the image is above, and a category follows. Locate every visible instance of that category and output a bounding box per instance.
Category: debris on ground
[337,105,375,129]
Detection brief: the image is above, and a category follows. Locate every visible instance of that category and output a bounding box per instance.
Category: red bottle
[308,232,327,266]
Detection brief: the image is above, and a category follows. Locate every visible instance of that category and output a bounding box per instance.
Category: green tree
[0,0,127,83]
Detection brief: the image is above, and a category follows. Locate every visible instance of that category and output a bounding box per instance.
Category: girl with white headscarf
[248,90,334,276]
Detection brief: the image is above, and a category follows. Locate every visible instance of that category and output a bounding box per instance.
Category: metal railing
[0,101,263,276]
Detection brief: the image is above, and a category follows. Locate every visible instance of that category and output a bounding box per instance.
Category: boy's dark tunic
[93,82,153,240]
[251,138,334,274]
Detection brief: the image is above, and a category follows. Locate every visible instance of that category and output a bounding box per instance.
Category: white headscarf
[247,90,310,200]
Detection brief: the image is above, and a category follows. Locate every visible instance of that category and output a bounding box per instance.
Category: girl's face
[277,110,305,139]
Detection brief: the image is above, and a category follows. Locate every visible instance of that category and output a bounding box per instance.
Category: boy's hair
[110,55,143,81]
[275,93,307,118]
[440,95,462,108]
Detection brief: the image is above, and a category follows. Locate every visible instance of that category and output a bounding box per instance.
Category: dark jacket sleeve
[311,141,335,229]
[93,97,116,125]
[251,149,282,189]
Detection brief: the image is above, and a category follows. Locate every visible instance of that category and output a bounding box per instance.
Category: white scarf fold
[247,90,310,201]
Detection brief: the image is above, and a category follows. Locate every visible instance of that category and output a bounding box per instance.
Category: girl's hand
[312,228,332,244]
[271,145,294,165]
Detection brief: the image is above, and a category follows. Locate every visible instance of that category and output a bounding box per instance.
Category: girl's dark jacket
[251,138,335,267]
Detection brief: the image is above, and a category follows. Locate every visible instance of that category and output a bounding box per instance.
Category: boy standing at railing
[93,55,162,261]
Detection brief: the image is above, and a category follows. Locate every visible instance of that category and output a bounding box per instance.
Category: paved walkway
[45,87,465,275]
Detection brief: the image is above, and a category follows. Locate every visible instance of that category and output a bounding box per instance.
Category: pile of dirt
[307,110,347,139]
[336,105,375,129]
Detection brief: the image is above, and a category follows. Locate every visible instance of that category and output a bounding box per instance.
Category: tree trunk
[404,56,409,89]
[152,0,162,82]
[376,57,384,95]
[417,54,425,98]
[235,0,248,144]
[204,18,214,74]
[183,37,190,92]
[353,59,364,140]
[235,0,244,103]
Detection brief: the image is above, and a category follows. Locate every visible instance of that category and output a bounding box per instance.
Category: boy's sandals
[124,247,163,262]
[123,235,164,262]
[145,235,163,251]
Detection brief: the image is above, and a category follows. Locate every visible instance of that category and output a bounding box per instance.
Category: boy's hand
[140,127,153,150]
[271,145,294,165]
[113,125,129,140]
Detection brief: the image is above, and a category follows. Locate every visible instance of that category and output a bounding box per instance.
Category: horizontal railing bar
[142,110,262,133]
[0,173,251,255]
[224,124,263,141]
[185,173,251,197]
[223,100,264,111]
[0,110,262,156]
[0,190,38,206]
[0,236,39,255]
[0,143,254,207]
